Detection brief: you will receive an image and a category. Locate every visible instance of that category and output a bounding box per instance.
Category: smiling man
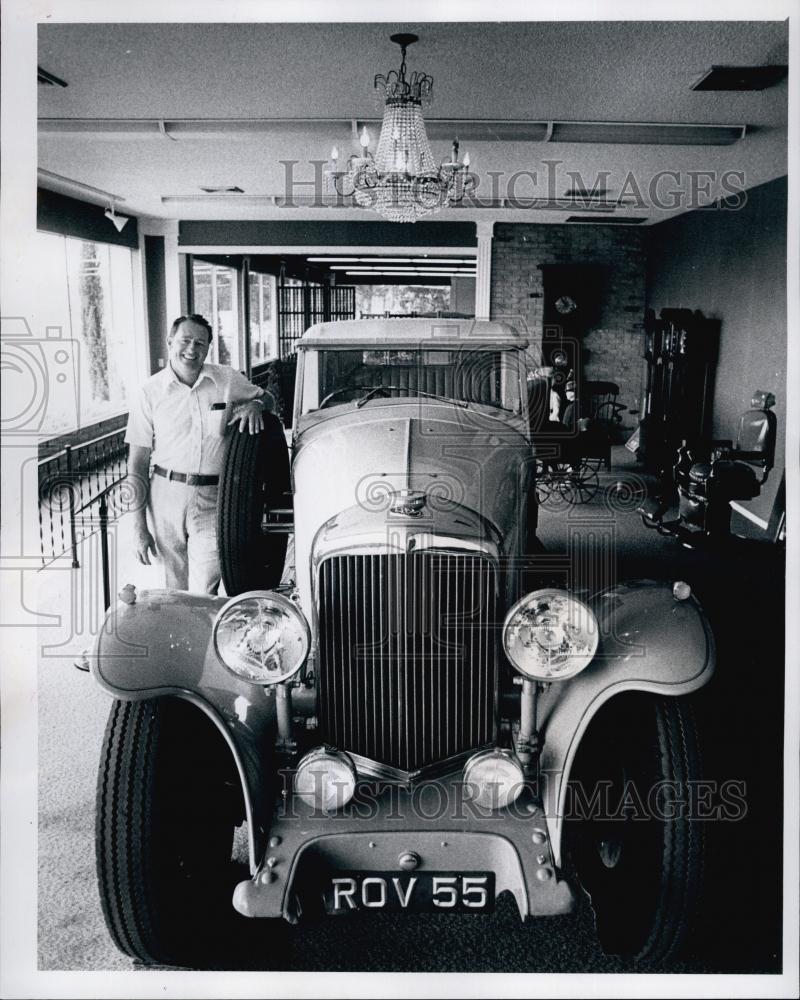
[124,313,274,593]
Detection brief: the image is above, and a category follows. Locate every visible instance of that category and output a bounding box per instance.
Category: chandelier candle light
[328,33,473,222]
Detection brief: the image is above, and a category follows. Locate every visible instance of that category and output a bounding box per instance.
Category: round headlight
[294,747,357,813]
[503,588,598,681]
[463,749,525,810]
[213,591,310,685]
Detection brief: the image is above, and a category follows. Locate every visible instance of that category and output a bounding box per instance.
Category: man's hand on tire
[229,400,265,435]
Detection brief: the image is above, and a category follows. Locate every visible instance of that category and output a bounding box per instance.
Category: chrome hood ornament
[389,489,426,517]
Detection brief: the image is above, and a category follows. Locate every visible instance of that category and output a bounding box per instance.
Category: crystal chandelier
[328,33,472,223]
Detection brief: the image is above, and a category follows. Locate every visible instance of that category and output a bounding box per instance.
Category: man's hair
[169,314,213,342]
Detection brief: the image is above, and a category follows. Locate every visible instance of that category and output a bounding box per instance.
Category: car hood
[291,402,532,609]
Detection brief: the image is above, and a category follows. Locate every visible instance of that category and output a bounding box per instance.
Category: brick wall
[490,223,646,428]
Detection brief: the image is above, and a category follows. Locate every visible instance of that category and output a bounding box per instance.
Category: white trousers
[148,475,221,594]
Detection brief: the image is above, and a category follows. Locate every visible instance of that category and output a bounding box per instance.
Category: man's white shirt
[125,363,267,475]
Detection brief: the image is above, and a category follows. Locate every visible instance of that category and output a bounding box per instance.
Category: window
[301,348,521,415]
[191,260,240,368]
[248,271,277,364]
[355,284,451,319]
[25,231,140,435]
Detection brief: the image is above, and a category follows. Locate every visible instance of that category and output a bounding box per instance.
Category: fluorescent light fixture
[306,256,476,264]
[345,269,475,277]
[332,266,476,273]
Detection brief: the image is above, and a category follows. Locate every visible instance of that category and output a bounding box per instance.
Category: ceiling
[37,20,789,227]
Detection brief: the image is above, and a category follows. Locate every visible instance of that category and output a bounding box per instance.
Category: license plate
[323,871,495,914]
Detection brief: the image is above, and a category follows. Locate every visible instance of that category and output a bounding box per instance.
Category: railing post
[322,277,331,323]
[99,493,111,611]
[65,445,80,569]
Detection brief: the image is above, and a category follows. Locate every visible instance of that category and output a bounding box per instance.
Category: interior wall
[646,177,787,534]
[490,223,646,428]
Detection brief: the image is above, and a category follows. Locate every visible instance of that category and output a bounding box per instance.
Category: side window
[24,231,140,435]
[192,260,240,368]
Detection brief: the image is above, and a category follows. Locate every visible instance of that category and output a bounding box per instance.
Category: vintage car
[90,319,715,969]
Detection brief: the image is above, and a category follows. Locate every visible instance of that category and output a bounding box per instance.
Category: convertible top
[298,318,528,350]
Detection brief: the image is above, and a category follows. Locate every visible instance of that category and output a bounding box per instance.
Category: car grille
[317,552,498,773]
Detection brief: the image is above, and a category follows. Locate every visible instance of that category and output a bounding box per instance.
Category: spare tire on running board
[218,412,291,596]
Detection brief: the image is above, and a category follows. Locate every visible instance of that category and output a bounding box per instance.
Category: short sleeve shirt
[125,363,271,476]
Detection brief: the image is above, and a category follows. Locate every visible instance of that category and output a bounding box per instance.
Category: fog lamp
[294,746,357,813]
[213,591,310,685]
[503,588,598,681]
[463,748,525,810]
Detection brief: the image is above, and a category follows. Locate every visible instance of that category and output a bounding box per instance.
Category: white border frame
[1,3,797,999]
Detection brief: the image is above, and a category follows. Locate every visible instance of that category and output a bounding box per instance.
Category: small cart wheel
[560,460,600,505]
[543,462,574,511]
[534,458,554,505]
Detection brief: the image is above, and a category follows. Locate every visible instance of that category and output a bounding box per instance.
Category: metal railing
[38,427,129,608]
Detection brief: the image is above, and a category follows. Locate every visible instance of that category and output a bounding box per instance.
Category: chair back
[736,391,777,472]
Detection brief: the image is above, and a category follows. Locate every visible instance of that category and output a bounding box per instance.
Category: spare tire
[218,413,291,596]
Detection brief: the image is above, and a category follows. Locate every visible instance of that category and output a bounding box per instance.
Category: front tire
[567,694,704,964]
[96,698,245,967]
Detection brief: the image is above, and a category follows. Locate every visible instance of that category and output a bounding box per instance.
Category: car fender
[536,579,716,867]
[91,589,279,873]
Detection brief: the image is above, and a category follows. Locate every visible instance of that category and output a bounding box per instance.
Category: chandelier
[328,33,472,223]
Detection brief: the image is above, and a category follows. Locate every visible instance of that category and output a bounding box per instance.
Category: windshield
[300,347,524,415]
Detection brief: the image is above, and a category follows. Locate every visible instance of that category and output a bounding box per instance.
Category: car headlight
[503,588,598,681]
[294,746,357,813]
[463,748,525,810]
[213,591,310,685]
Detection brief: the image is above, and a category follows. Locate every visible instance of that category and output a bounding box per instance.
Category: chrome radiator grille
[317,552,498,773]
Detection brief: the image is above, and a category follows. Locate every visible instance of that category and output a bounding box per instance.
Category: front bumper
[233,775,575,922]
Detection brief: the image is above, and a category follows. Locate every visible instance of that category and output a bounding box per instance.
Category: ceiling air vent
[692,65,788,91]
[566,216,647,225]
[37,66,68,87]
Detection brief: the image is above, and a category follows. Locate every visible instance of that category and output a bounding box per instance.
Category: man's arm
[127,444,157,565]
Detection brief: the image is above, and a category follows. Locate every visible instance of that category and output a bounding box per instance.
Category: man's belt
[153,465,219,486]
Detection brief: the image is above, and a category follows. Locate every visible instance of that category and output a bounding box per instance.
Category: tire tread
[218,415,290,596]
[568,693,704,965]
[95,698,241,966]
